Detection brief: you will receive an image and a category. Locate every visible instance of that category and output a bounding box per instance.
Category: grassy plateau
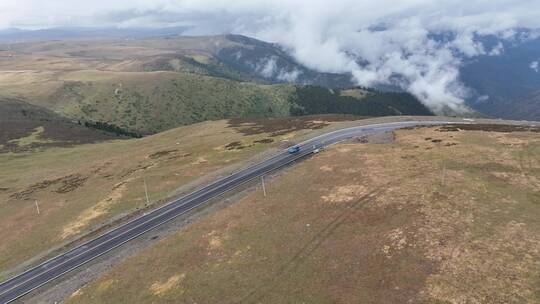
[61,124,540,304]
[0,115,365,278]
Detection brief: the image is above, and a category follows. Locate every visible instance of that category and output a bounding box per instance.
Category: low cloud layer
[3,0,540,111]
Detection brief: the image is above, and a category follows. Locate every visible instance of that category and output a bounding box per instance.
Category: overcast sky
[2,0,540,110]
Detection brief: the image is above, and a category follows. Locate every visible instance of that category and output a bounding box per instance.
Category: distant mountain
[0,33,430,134]
[215,35,354,88]
[215,34,539,120]
[219,33,540,120]
[460,33,540,121]
[133,34,355,88]
[2,28,540,120]
[0,27,190,43]
[0,33,355,89]
[471,90,540,121]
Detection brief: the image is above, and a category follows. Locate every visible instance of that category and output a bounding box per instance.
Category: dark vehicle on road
[287,146,301,154]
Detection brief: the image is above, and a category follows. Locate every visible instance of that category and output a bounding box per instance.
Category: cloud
[477,95,490,103]
[3,0,540,111]
[254,56,303,82]
[256,57,278,78]
[277,69,302,82]
[489,42,505,56]
[530,61,539,72]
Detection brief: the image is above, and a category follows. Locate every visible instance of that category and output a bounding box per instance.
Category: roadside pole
[144,177,151,205]
[261,176,267,197]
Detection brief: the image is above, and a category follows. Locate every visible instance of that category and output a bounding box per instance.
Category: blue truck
[287,146,301,154]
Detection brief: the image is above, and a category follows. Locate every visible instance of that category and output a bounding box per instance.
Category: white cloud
[489,42,505,56]
[255,56,302,82]
[477,95,490,102]
[277,69,302,82]
[256,57,277,78]
[530,61,539,72]
[2,0,540,111]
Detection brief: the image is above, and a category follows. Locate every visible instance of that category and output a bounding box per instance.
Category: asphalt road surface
[0,120,496,303]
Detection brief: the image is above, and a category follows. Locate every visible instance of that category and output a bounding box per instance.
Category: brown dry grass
[60,180,130,239]
[150,274,186,297]
[0,117,357,278]
[0,121,282,275]
[67,126,540,303]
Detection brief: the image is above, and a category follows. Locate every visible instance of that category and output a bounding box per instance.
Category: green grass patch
[7,126,55,147]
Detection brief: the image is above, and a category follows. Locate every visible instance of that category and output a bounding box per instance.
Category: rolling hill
[0,35,432,135]
[0,27,190,43]
[0,97,119,153]
[2,30,540,121]
[0,34,353,87]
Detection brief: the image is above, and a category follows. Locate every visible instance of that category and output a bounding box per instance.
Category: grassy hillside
[0,34,353,87]
[0,97,119,153]
[0,115,364,277]
[0,69,432,135]
[50,71,295,135]
[0,70,295,134]
[66,125,540,304]
[0,35,433,136]
[291,86,433,117]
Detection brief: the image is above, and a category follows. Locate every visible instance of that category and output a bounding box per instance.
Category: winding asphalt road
[0,120,479,303]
